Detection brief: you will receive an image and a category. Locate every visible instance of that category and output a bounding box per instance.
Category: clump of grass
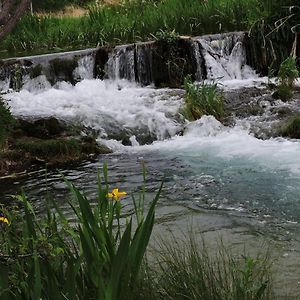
[0,164,162,299]
[0,99,15,148]
[183,75,224,121]
[272,56,299,101]
[281,116,300,139]
[148,236,273,300]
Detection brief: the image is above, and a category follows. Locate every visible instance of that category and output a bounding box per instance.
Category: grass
[1,0,298,65]
[147,236,272,300]
[0,165,279,299]
[281,116,300,139]
[183,75,224,121]
[271,56,299,101]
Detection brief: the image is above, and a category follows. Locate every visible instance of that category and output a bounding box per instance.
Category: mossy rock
[152,38,196,88]
[29,64,43,79]
[18,117,66,139]
[15,138,82,159]
[49,58,78,85]
[281,116,300,139]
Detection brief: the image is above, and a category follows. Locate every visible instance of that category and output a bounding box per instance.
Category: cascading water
[106,45,136,81]
[192,32,256,81]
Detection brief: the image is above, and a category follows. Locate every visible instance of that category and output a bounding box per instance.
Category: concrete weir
[0,31,255,91]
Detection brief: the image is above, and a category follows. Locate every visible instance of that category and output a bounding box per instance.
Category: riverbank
[0,116,111,179]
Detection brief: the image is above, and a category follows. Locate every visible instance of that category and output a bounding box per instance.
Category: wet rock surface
[223,87,300,139]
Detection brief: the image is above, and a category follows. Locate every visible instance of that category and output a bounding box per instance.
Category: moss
[15,138,81,158]
[29,64,43,79]
[49,58,78,84]
[281,116,300,139]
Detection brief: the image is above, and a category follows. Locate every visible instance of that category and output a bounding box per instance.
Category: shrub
[0,99,15,148]
[183,76,224,121]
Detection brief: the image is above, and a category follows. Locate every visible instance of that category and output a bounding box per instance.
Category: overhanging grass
[1,0,297,60]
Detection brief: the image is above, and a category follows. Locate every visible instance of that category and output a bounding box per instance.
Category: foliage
[248,0,300,74]
[0,0,267,56]
[0,164,162,299]
[272,56,299,101]
[147,236,273,300]
[0,99,15,147]
[278,56,299,88]
[281,116,300,139]
[183,76,224,121]
[152,29,180,43]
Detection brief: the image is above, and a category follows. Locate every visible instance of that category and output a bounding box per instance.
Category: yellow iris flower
[0,216,9,225]
[107,188,127,201]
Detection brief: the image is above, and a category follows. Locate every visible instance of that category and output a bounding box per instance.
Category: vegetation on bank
[0,167,274,299]
[1,0,298,72]
[0,100,111,177]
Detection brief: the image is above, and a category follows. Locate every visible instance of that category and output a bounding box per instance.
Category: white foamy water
[3,79,183,144]
[135,116,300,176]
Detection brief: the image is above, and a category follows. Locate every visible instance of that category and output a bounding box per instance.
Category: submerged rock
[18,117,66,139]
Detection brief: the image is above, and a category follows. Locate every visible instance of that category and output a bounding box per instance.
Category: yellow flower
[0,216,10,225]
[107,188,127,201]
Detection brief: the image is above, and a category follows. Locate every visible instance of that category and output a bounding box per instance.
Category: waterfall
[192,32,256,81]
[106,45,136,81]
[0,32,257,91]
[73,54,96,81]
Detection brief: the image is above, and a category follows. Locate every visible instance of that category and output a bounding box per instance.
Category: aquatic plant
[147,235,273,300]
[183,76,224,121]
[0,163,279,299]
[0,163,161,299]
[272,56,299,101]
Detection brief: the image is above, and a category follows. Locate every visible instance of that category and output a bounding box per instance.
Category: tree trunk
[0,0,30,41]
[0,0,13,25]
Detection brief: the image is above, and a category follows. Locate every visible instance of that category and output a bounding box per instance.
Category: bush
[0,99,15,147]
[183,76,224,121]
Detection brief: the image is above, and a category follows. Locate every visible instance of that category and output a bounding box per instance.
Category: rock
[94,48,109,79]
[152,39,196,88]
[18,117,66,139]
[270,106,292,117]
[280,116,300,139]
